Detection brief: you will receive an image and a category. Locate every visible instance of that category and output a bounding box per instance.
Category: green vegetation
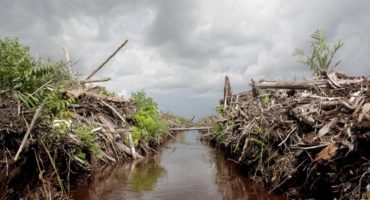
[215,104,223,114]
[0,38,33,91]
[161,112,192,127]
[212,123,223,134]
[130,91,169,145]
[0,37,77,119]
[74,124,103,158]
[294,29,343,76]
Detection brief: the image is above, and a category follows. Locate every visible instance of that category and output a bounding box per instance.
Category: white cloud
[1,0,369,117]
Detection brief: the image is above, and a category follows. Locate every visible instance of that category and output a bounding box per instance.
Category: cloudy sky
[1,0,370,118]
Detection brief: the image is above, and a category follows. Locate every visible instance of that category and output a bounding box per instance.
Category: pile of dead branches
[0,87,149,199]
[0,39,179,199]
[205,72,370,199]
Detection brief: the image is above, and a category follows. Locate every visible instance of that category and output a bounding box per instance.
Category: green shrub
[0,38,76,118]
[131,91,169,145]
[0,38,33,91]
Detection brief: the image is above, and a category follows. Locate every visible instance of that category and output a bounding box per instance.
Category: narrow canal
[73,131,284,200]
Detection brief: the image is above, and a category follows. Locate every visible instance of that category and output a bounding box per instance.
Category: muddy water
[73,131,284,200]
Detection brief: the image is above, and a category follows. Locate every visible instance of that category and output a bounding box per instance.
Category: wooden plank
[170,127,210,131]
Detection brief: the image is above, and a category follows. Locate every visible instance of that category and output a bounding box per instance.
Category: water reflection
[72,155,167,200]
[129,157,166,194]
[212,151,283,200]
[73,132,284,200]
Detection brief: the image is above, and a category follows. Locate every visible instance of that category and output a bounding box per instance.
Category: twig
[85,40,128,80]
[269,175,290,193]
[278,127,296,147]
[291,143,330,150]
[14,105,43,161]
[31,79,53,96]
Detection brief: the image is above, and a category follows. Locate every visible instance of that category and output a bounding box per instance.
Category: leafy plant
[294,29,343,76]
[212,123,223,134]
[130,91,169,146]
[75,125,102,158]
[0,38,77,118]
[227,120,234,126]
[0,38,33,91]
[215,104,223,114]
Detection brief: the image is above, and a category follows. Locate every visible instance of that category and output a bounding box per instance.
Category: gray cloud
[1,0,370,118]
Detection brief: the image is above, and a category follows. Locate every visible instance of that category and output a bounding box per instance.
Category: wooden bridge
[170,127,210,131]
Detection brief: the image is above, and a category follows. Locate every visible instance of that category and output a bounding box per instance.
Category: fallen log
[251,73,366,90]
[252,79,328,90]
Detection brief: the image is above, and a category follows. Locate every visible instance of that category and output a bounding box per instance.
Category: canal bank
[73,131,284,200]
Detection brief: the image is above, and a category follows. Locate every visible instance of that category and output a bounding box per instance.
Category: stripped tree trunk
[224,76,232,110]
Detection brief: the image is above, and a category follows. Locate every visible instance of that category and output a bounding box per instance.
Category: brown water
[72,131,284,200]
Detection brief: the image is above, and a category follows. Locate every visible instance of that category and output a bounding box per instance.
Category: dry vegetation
[203,72,370,199]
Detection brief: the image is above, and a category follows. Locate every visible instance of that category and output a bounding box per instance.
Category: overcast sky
[1,0,370,118]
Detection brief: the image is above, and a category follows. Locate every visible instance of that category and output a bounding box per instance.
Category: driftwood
[85,40,128,80]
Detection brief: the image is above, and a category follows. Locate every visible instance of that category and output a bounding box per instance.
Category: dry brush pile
[205,72,370,199]
[0,38,181,199]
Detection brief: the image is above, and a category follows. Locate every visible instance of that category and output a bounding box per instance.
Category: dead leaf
[314,118,338,140]
[314,142,338,162]
[341,140,354,155]
[359,103,370,123]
